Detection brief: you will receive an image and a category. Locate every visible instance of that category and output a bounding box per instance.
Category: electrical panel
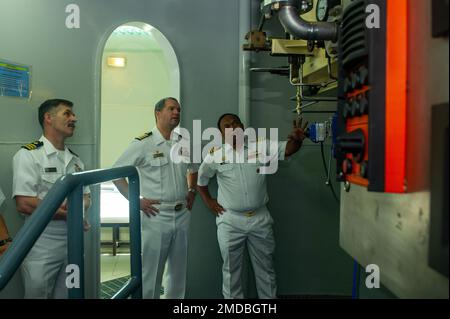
[335,0,408,192]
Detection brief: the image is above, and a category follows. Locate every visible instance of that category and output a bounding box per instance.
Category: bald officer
[197,113,307,299]
[113,97,198,299]
[12,99,90,299]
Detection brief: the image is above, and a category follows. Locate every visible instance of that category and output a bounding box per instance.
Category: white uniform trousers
[21,222,67,299]
[141,205,190,299]
[216,205,277,299]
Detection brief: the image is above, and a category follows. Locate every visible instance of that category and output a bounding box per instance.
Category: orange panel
[345,114,369,187]
[385,0,408,192]
[347,175,370,187]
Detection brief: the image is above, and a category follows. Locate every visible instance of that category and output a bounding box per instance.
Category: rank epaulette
[21,141,43,151]
[135,132,152,141]
[69,148,79,157]
[209,146,221,154]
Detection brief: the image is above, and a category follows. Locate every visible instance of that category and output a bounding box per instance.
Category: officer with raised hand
[197,113,307,299]
[113,97,198,299]
[12,98,91,299]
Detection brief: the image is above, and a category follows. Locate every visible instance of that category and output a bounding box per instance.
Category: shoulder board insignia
[135,132,152,141]
[69,148,79,157]
[21,141,43,151]
[209,146,221,154]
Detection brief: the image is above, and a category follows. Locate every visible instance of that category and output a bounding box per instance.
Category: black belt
[158,202,185,211]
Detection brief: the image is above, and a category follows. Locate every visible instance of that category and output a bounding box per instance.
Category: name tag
[44,167,57,173]
[153,151,164,158]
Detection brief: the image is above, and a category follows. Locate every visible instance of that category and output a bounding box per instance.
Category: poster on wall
[0,59,31,98]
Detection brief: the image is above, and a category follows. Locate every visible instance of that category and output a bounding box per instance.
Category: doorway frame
[90,21,180,298]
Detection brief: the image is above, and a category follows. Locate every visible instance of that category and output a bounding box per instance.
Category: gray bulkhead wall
[249,14,354,297]
[0,0,239,298]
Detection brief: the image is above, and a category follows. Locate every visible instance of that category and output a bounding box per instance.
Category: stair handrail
[0,166,142,299]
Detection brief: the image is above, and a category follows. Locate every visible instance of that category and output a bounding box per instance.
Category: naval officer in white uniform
[113,97,198,299]
[197,113,307,299]
[12,99,91,299]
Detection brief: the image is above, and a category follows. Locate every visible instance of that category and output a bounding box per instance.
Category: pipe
[278,5,338,41]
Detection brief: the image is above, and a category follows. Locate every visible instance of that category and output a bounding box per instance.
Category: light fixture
[107,56,126,68]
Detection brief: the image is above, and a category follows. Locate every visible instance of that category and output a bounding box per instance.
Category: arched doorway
[98,22,179,298]
[101,22,180,168]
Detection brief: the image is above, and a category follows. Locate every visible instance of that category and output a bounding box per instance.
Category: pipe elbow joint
[278,5,338,42]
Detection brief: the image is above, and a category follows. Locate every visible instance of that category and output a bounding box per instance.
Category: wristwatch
[0,237,12,247]
[188,187,196,194]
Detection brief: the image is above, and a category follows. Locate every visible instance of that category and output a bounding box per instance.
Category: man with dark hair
[113,97,198,299]
[12,98,90,298]
[38,99,74,128]
[216,113,239,130]
[197,113,307,299]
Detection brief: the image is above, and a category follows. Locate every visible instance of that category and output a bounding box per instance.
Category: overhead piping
[277,4,338,41]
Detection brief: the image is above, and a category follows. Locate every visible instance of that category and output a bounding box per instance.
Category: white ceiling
[104,26,162,52]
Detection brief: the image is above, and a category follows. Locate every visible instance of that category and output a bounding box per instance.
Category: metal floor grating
[100,276,131,299]
[100,276,165,299]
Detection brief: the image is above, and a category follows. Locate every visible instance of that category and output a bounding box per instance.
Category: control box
[335,0,408,192]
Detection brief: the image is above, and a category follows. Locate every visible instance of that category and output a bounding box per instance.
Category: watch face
[316,0,328,21]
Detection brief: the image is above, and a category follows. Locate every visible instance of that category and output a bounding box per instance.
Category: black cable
[258,14,265,31]
[352,260,361,299]
[320,142,340,204]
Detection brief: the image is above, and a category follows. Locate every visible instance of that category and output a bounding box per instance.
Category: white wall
[101,50,170,168]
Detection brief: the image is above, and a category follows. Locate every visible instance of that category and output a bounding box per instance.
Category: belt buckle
[175,203,183,211]
[244,211,255,217]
